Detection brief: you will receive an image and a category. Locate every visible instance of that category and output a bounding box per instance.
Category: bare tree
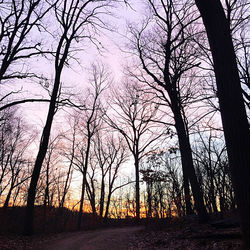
[0,0,52,82]
[194,0,250,247]
[92,131,129,219]
[0,109,15,197]
[128,0,208,221]
[141,149,187,218]
[0,0,55,112]
[193,0,250,115]
[92,132,109,217]
[0,108,33,207]
[42,135,62,208]
[140,154,168,218]
[106,80,164,219]
[85,153,98,216]
[192,130,233,214]
[24,0,113,235]
[59,119,78,209]
[68,64,109,229]
[103,135,128,220]
[225,0,250,112]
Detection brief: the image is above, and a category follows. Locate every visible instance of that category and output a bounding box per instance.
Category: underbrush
[0,206,140,235]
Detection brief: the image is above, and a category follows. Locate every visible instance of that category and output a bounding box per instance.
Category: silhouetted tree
[141,157,168,218]
[59,119,78,208]
[0,0,52,83]
[107,80,163,219]
[91,132,129,219]
[129,0,208,221]
[195,0,250,247]
[24,0,113,235]
[192,130,233,214]
[0,108,33,207]
[69,64,109,229]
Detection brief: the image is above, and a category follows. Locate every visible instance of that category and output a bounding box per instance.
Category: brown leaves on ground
[0,233,61,250]
[128,217,242,249]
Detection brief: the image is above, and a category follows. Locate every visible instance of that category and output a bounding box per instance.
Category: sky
[1,0,229,201]
[14,1,146,125]
[6,1,150,201]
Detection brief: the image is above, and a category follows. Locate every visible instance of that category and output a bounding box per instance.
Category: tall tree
[192,130,231,214]
[24,0,113,235]
[70,64,109,229]
[0,108,33,205]
[93,132,109,218]
[103,135,128,220]
[194,0,250,247]
[129,0,208,220]
[107,80,163,219]
[59,119,77,209]
[92,131,129,219]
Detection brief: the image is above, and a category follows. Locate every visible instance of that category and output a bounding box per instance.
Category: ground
[128,219,242,249]
[0,218,242,249]
[0,226,143,250]
[40,226,143,250]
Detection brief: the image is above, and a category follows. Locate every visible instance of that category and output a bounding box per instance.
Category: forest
[0,0,249,249]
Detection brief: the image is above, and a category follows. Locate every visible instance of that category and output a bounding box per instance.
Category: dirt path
[36,226,143,250]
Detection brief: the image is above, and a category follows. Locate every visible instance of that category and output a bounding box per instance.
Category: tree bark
[104,190,112,221]
[147,182,152,218]
[104,171,117,221]
[134,155,140,220]
[23,69,61,235]
[77,133,91,230]
[195,0,250,247]
[60,148,74,208]
[87,177,97,216]
[3,184,13,208]
[77,172,86,230]
[182,166,193,215]
[99,177,105,218]
[172,100,208,221]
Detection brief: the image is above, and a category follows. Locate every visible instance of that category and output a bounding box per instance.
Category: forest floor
[0,216,242,249]
[128,217,242,249]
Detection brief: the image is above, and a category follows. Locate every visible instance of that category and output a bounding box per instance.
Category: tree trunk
[61,131,75,208]
[99,176,105,218]
[134,155,140,220]
[60,161,73,208]
[172,180,183,217]
[44,160,50,207]
[195,0,250,247]
[3,183,13,208]
[147,182,152,218]
[12,185,21,206]
[87,178,97,216]
[104,188,112,221]
[23,70,61,235]
[77,173,86,230]
[173,104,208,221]
[209,178,218,214]
[182,169,193,215]
[77,134,91,230]
[104,174,117,221]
